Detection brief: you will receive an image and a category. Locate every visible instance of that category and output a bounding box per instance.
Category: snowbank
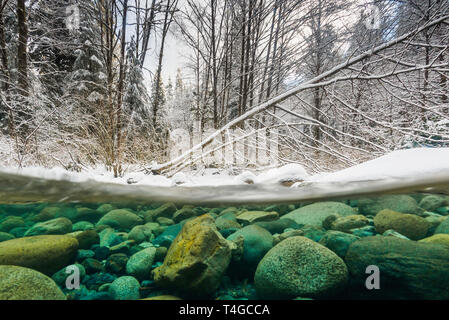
[306,148,449,183]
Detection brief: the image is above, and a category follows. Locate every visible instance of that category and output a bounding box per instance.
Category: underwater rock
[215,216,242,230]
[32,206,62,222]
[126,247,157,280]
[322,214,340,230]
[99,228,123,247]
[72,221,94,231]
[172,206,197,223]
[273,229,304,246]
[253,218,299,234]
[419,195,448,212]
[106,253,128,274]
[144,203,177,222]
[0,216,25,232]
[345,236,449,299]
[419,234,449,247]
[282,202,355,227]
[152,222,184,247]
[373,209,429,240]
[300,225,327,242]
[227,225,273,277]
[382,229,410,240]
[0,235,78,275]
[72,207,104,223]
[236,211,279,224]
[328,215,370,233]
[434,217,449,234]
[109,276,140,300]
[350,225,375,237]
[357,195,420,215]
[96,204,116,215]
[0,232,15,242]
[24,217,73,236]
[52,263,86,286]
[153,214,233,298]
[254,236,348,299]
[264,204,295,216]
[128,225,153,244]
[68,230,100,249]
[0,265,66,300]
[77,249,95,261]
[156,217,175,226]
[318,231,360,258]
[82,258,104,274]
[96,209,143,230]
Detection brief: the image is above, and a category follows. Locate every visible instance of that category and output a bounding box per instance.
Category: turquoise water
[0,190,448,300]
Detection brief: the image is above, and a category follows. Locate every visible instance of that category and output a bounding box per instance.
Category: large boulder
[24,217,73,236]
[282,202,355,227]
[373,209,429,240]
[96,209,143,230]
[0,265,66,300]
[0,235,78,275]
[357,195,419,215]
[345,236,449,299]
[254,236,348,299]
[153,214,233,297]
[227,225,273,277]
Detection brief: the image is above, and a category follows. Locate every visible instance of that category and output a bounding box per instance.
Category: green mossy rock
[0,235,78,275]
[357,195,419,215]
[0,265,66,300]
[254,236,348,299]
[373,209,429,240]
[282,202,355,227]
[345,236,449,299]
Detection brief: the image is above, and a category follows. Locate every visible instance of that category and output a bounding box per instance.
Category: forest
[0,0,448,178]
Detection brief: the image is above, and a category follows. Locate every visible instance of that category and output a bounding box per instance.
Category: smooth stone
[0,216,25,232]
[97,204,116,214]
[227,225,273,277]
[172,206,197,223]
[156,217,174,226]
[254,236,348,299]
[419,195,448,212]
[419,234,449,247]
[128,225,153,244]
[68,230,100,249]
[126,247,157,280]
[0,235,78,275]
[82,258,104,274]
[96,209,143,230]
[434,217,449,234]
[357,195,420,215]
[24,217,73,236]
[345,236,449,299]
[0,232,15,242]
[152,222,184,247]
[106,253,128,274]
[0,265,66,300]
[77,249,95,260]
[72,207,104,223]
[282,202,355,227]
[382,229,410,240]
[109,276,140,300]
[236,211,279,224]
[329,215,370,233]
[99,228,123,247]
[215,216,242,230]
[72,221,95,231]
[253,219,300,234]
[318,231,360,258]
[144,203,177,222]
[373,209,429,240]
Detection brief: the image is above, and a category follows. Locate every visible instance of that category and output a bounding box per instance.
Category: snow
[1,148,449,189]
[306,148,449,183]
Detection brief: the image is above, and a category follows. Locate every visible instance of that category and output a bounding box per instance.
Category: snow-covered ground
[1,148,449,188]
